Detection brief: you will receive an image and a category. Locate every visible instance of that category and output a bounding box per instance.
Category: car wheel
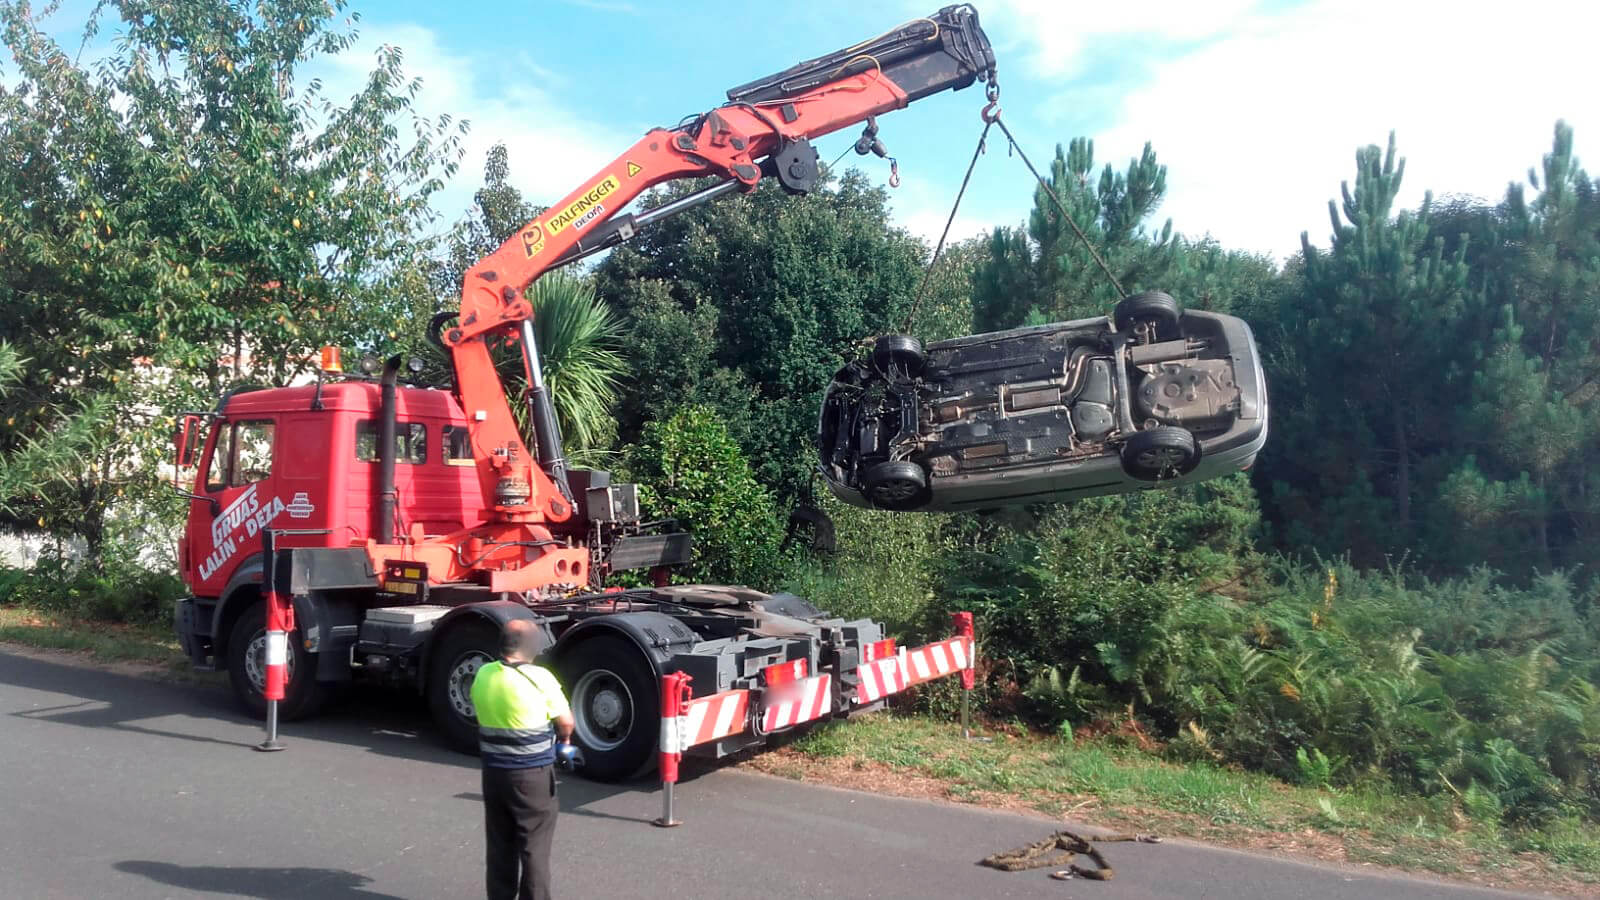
[426,621,499,754]
[226,601,329,722]
[871,334,925,379]
[555,636,660,782]
[863,460,931,510]
[1120,426,1201,480]
[1114,291,1181,339]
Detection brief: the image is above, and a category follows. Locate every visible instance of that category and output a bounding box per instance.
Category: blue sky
[27,0,1600,262]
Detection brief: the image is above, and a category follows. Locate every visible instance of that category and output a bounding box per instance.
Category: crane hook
[888,158,900,188]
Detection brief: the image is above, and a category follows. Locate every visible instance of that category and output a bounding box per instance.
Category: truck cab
[175,378,494,693]
[180,381,487,598]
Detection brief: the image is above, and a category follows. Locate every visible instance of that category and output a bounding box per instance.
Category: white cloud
[981,0,1266,80]
[306,23,632,237]
[1019,0,1600,259]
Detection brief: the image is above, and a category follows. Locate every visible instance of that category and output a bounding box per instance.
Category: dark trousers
[483,764,558,900]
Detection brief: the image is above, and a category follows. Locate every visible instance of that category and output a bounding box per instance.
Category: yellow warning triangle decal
[626,161,643,178]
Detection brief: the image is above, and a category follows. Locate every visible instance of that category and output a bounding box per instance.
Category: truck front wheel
[555,636,659,782]
[426,621,499,754]
[226,603,329,721]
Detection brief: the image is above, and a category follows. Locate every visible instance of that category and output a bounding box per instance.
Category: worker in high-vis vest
[470,619,577,900]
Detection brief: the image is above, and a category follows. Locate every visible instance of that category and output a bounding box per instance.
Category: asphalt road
[0,646,1544,900]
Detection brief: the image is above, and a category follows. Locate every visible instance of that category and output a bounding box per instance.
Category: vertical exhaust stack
[376,356,401,545]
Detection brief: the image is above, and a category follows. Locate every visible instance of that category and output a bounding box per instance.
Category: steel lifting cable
[902,110,994,333]
[902,84,1128,334]
[989,112,1128,301]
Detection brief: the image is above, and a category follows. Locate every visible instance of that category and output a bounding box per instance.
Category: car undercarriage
[817,292,1269,512]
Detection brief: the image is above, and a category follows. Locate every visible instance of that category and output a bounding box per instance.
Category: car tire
[1120,426,1201,480]
[1114,291,1181,339]
[226,601,329,722]
[871,334,925,379]
[863,460,931,510]
[554,635,660,782]
[426,620,499,754]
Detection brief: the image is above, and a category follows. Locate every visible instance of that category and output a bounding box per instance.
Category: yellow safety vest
[470,660,570,768]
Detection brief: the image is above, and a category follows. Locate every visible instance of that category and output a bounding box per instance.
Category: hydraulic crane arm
[433,5,994,587]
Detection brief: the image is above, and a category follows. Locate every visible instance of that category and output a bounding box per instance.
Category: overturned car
[817,292,1268,512]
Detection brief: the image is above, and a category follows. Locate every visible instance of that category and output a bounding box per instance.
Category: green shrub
[0,564,26,603]
[0,547,182,625]
[1295,746,1341,788]
[915,489,1600,827]
[782,496,951,636]
[626,405,789,588]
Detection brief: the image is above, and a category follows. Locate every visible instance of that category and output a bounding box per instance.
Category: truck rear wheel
[226,603,329,722]
[426,621,499,754]
[555,636,659,782]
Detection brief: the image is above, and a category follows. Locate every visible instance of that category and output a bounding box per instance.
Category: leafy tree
[0,343,105,516]
[0,0,462,559]
[595,170,927,497]
[902,235,988,341]
[430,143,543,301]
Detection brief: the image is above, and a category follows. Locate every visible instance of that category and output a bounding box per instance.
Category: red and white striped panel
[900,636,973,687]
[760,673,833,733]
[855,654,907,704]
[678,688,750,751]
[854,636,975,704]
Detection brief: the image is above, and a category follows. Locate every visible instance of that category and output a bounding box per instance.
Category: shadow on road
[1,648,668,822]
[114,860,406,900]
[3,650,262,749]
[0,647,476,765]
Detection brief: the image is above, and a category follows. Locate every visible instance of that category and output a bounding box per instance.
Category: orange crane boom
[409,5,995,592]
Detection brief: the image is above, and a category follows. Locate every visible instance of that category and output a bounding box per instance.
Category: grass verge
[0,606,190,672]
[741,712,1600,897]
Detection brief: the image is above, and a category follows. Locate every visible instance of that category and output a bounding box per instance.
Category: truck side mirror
[174,414,202,470]
[171,414,220,515]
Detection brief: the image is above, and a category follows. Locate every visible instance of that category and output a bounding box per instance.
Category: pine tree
[1450,122,1600,569]
[1274,132,1472,557]
[972,138,1178,332]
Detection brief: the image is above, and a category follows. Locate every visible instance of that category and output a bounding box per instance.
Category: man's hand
[556,742,585,771]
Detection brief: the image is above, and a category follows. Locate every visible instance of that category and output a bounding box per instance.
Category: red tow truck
[171,5,996,780]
